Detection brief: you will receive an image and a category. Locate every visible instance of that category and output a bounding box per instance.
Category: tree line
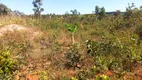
[0,0,142,18]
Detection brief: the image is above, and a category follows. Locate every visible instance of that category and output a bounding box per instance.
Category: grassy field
[0,8,142,80]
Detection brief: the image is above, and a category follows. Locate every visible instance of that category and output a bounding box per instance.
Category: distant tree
[93,6,107,19]
[95,6,100,15]
[99,7,107,17]
[114,10,121,16]
[97,7,107,19]
[32,0,44,17]
[65,11,69,15]
[0,3,10,15]
[12,10,25,16]
[70,9,80,15]
[140,6,142,9]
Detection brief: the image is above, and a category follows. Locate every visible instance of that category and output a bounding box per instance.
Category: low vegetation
[0,2,142,80]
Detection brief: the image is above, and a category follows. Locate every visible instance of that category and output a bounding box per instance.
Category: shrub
[65,23,77,44]
[86,33,141,75]
[65,45,84,69]
[0,49,18,79]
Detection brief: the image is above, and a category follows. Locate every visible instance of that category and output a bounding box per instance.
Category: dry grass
[0,15,106,80]
[1,15,141,80]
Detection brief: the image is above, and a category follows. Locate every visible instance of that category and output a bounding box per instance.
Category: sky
[0,0,142,15]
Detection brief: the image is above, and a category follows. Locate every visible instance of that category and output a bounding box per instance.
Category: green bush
[0,49,18,79]
[65,45,84,69]
[86,33,141,74]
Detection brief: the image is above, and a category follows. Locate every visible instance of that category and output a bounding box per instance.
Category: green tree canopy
[99,7,107,17]
[95,6,100,15]
[70,9,80,15]
[0,3,10,15]
[32,0,44,17]
[93,6,107,19]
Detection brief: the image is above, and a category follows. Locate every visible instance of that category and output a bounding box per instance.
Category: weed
[65,44,84,69]
[86,33,141,76]
[0,49,18,79]
[65,23,77,44]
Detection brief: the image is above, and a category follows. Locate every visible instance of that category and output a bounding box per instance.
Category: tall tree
[99,7,107,17]
[0,3,10,15]
[95,6,100,15]
[32,0,44,17]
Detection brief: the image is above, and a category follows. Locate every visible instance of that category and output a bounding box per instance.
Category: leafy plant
[65,23,77,44]
[65,45,83,69]
[0,49,18,79]
[86,33,141,75]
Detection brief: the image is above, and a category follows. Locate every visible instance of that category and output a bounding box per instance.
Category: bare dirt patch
[0,24,43,40]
